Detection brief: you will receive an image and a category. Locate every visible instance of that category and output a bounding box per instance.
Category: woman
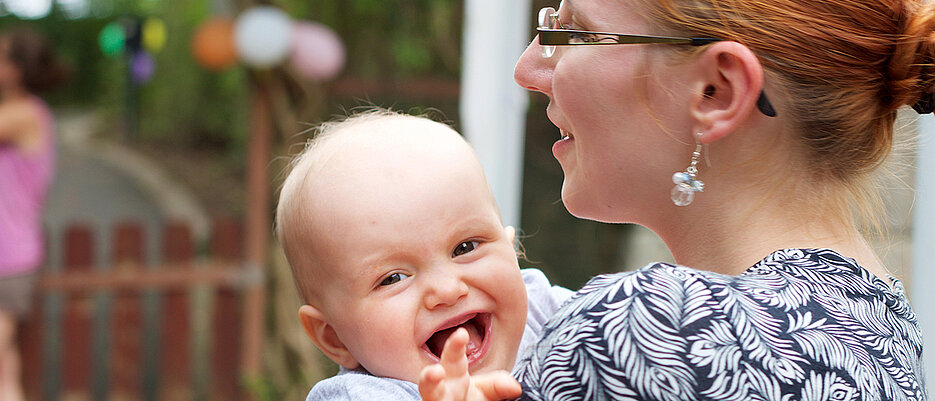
[420,0,929,399]
[0,27,66,401]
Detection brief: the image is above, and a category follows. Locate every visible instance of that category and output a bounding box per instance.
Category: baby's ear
[298,304,360,369]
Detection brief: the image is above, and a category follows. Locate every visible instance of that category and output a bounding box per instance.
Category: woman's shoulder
[0,97,49,150]
[543,247,915,347]
[565,260,732,310]
[573,247,894,303]
[515,248,925,400]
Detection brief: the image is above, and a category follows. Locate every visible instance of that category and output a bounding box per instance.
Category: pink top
[0,96,55,276]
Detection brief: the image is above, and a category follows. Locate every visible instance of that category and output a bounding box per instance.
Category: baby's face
[304,134,528,383]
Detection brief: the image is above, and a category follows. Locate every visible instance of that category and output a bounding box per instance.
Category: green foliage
[285,0,462,78]
[391,35,433,73]
[2,0,463,153]
[0,14,108,105]
[0,0,249,150]
[127,0,247,149]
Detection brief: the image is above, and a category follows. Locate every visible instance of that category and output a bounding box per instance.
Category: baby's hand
[419,328,522,401]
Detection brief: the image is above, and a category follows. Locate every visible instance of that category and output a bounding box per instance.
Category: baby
[275,110,571,400]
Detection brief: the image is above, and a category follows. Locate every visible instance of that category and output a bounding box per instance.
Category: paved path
[42,110,207,269]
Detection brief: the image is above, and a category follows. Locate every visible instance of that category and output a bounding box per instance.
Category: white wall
[460,0,532,229]
[912,113,935,389]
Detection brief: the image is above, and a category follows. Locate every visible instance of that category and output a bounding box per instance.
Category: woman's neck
[652,184,889,281]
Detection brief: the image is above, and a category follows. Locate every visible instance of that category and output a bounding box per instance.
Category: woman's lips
[553,129,574,158]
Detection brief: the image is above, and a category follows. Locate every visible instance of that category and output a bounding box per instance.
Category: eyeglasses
[536,7,776,117]
[537,7,720,57]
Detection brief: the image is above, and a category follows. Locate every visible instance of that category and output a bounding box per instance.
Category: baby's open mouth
[425,313,490,360]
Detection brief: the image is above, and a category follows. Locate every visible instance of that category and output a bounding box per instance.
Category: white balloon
[234,6,293,68]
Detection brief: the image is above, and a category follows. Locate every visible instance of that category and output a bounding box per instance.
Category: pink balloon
[290,21,345,81]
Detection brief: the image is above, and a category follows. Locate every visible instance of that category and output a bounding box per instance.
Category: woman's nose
[514,36,552,96]
[423,273,469,309]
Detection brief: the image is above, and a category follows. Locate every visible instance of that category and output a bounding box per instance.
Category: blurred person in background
[0,26,67,401]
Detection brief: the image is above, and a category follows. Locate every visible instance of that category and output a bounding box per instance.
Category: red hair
[641,0,935,183]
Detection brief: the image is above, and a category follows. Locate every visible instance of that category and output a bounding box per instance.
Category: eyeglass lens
[538,7,559,58]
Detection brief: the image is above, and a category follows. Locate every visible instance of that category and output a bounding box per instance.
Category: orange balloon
[191,18,237,70]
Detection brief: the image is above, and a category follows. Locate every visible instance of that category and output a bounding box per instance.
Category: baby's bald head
[275,110,497,305]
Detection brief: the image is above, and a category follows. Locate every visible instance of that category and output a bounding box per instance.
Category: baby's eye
[452,241,479,257]
[379,272,409,286]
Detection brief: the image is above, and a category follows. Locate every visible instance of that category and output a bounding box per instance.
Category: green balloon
[99,22,126,57]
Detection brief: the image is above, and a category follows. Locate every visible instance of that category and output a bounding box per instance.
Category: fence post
[111,222,145,399]
[61,225,94,400]
[210,218,243,399]
[160,222,193,400]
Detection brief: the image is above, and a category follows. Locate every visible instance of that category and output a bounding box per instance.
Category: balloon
[99,22,126,57]
[131,51,155,84]
[289,21,345,81]
[142,17,167,53]
[234,6,293,68]
[124,18,142,52]
[191,18,237,71]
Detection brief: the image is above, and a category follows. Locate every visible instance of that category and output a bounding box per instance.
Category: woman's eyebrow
[563,0,598,28]
[561,0,574,15]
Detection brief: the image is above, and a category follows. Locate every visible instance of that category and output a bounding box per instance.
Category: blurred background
[0,0,924,400]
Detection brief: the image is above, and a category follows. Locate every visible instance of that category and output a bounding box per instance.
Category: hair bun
[912,92,934,113]
[903,2,935,114]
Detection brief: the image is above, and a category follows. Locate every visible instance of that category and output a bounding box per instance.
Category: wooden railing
[19,219,252,401]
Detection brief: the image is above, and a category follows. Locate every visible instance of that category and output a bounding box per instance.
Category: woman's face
[515,0,694,224]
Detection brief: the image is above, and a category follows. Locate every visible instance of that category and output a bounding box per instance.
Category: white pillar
[460,0,531,229]
[913,113,935,388]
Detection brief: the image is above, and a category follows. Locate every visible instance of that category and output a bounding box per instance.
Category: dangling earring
[671,133,705,206]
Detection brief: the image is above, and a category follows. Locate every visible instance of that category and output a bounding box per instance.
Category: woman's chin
[560,184,590,218]
[561,187,624,223]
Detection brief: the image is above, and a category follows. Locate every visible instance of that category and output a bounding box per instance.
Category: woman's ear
[689,41,765,143]
[298,304,360,369]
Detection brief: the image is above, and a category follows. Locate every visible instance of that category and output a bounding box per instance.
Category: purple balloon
[131,51,155,84]
[290,21,345,81]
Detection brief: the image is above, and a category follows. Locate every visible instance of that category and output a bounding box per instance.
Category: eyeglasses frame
[537,28,722,47]
[535,8,776,117]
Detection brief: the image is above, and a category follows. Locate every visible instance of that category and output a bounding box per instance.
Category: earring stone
[671,135,705,206]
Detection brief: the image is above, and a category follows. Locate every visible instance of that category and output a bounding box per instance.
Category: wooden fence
[19,219,251,401]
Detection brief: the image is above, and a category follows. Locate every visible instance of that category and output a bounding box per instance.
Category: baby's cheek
[376,332,398,349]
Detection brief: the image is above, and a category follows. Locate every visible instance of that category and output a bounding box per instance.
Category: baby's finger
[471,371,522,401]
[489,374,522,400]
[419,364,446,401]
[440,327,470,377]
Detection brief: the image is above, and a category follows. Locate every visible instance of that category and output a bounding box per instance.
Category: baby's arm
[419,328,522,401]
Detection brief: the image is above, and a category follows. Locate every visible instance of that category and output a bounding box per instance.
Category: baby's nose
[423,274,468,309]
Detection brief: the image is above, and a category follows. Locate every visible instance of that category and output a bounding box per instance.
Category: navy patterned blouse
[513,248,926,400]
